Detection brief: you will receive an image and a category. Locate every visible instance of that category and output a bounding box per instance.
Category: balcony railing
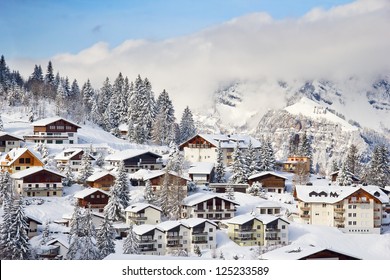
[300,207,310,211]
[334,217,345,222]
[140,247,157,252]
[234,237,255,241]
[192,240,208,244]
[166,243,183,248]
[349,200,369,204]
[167,235,182,240]
[131,216,147,220]
[300,214,310,219]
[265,237,281,241]
[138,239,156,244]
[234,228,254,233]
[192,232,208,236]
[334,208,345,213]
[265,228,280,232]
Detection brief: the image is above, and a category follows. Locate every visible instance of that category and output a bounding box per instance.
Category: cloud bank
[10,0,390,114]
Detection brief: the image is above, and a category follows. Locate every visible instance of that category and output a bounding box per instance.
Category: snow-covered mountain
[193,77,390,172]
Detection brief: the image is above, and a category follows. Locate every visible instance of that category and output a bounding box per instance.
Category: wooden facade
[248,173,286,193]
[179,135,216,150]
[282,156,311,173]
[299,249,360,260]
[1,149,43,173]
[150,174,188,190]
[33,119,80,133]
[21,170,63,184]
[123,152,162,170]
[77,190,109,209]
[86,174,115,191]
[0,134,23,152]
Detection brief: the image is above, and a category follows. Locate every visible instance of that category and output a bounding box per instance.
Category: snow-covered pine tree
[112,73,125,124]
[337,162,352,186]
[194,245,202,257]
[0,197,13,259]
[156,169,171,217]
[144,180,156,205]
[78,150,94,185]
[368,145,390,187]
[166,142,184,175]
[41,143,49,165]
[67,204,84,260]
[265,139,276,171]
[215,141,225,183]
[346,144,360,176]
[44,61,55,86]
[104,176,125,222]
[152,89,176,146]
[179,106,196,143]
[81,79,94,117]
[331,159,339,173]
[100,78,113,130]
[97,214,116,259]
[245,140,258,177]
[79,207,100,260]
[298,132,312,172]
[230,142,245,184]
[0,171,14,204]
[123,223,139,254]
[225,184,235,201]
[62,162,74,187]
[40,221,52,245]
[9,198,30,260]
[106,87,121,132]
[116,161,131,209]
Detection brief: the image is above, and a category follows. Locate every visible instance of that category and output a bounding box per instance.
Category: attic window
[374,191,380,197]
[309,191,317,197]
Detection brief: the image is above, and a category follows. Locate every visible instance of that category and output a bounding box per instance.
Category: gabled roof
[86,171,115,182]
[143,170,191,182]
[73,188,110,199]
[32,117,81,128]
[124,203,162,213]
[181,218,218,228]
[105,149,161,161]
[0,132,24,141]
[188,162,215,174]
[0,147,43,166]
[11,166,65,179]
[226,213,288,225]
[180,133,261,149]
[260,244,361,260]
[54,148,83,160]
[330,170,360,181]
[157,220,190,231]
[182,192,239,207]
[295,185,389,204]
[133,224,162,236]
[46,236,70,249]
[248,171,287,181]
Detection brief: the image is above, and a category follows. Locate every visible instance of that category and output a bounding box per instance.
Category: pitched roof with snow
[54,148,83,160]
[46,236,70,249]
[260,243,361,260]
[11,166,65,179]
[0,132,24,141]
[181,218,218,228]
[295,185,389,204]
[248,171,287,181]
[124,203,162,213]
[226,213,286,225]
[0,147,43,166]
[105,149,161,161]
[180,133,261,149]
[143,170,191,182]
[133,224,160,236]
[157,220,189,231]
[32,117,80,128]
[73,188,110,199]
[188,162,215,174]
[86,171,115,182]
[182,192,239,206]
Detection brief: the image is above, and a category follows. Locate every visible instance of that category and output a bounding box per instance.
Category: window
[28,184,32,188]
[15,167,21,171]
[257,225,261,229]
[197,213,204,218]
[46,184,50,188]
[282,225,286,229]
[96,195,100,198]
[56,126,64,130]
[91,195,95,198]
[47,192,50,196]
[19,158,25,164]
[257,234,261,238]
[209,228,213,232]
[53,184,57,189]
[158,235,162,240]
[47,140,53,144]
[35,184,39,188]
[183,240,187,244]
[348,221,352,225]
[25,158,31,164]
[50,125,55,129]
[53,191,57,196]
[158,244,162,248]
[225,213,231,218]
[348,213,352,217]
[353,213,356,217]
[348,205,352,209]
[68,133,74,137]
[209,236,213,241]
[69,140,73,144]
[322,204,327,208]
[56,140,63,144]
[27,192,31,196]
[353,221,357,225]
[353,205,357,209]
[101,195,105,198]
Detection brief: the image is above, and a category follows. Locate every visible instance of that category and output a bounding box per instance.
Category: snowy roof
[129,169,153,180]
[46,236,70,249]
[256,201,283,209]
[182,192,239,206]
[248,171,287,181]
[11,166,65,179]
[143,170,191,182]
[105,149,161,161]
[157,220,189,231]
[118,123,128,131]
[329,170,360,180]
[0,131,24,141]
[295,185,389,204]
[260,243,361,260]
[86,171,115,182]
[133,224,162,236]
[124,203,162,213]
[188,162,215,174]
[180,133,261,149]
[226,213,286,225]
[53,148,83,160]
[181,218,218,228]
[0,147,43,166]
[73,188,110,199]
[32,117,81,128]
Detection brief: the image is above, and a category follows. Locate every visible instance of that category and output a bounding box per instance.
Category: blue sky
[0,0,354,59]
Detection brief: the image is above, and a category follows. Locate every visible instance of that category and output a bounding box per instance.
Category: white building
[187,162,215,184]
[125,203,162,226]
[54,148,95,171]
[179,134,261,166]
[294,185,389,234]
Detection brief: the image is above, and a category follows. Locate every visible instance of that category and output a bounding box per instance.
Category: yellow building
[0,147,44,174]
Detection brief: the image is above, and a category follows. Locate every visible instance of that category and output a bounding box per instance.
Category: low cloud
[10,0,390,114]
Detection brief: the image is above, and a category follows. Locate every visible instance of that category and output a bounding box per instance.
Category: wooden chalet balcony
[336,224,345,228]
[334,216,345,222]
[192,239,208,244]
[138,239,156,244]
[265,228,280,232]
[192,232,208,236]
[195,208,235,213]
[166,235,182,240]
[348,199,369,204]
[26,187,62,192]
[166,243,183,248]
[140,247,157,252]
[235,227,255,233]
[300,207,310,211]
[188,144,210,149]
[24,135,68,140]
[234,236,255,241]
[265,237,281,241]
[334,208,345,213]
[374,216,381,220]
[300,214,310,219]
[374,208,381,212]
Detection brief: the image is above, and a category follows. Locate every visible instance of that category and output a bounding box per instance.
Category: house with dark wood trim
[24,117,81,144]
[54,148,95,171]
[248,171,287,194]
[0,147,44,174]
[11,166,65,197]
[86,171,116,191]
[125,203,162,225]
[0,132,24,153]
[105,149,163,173]
[74,188,110,209]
